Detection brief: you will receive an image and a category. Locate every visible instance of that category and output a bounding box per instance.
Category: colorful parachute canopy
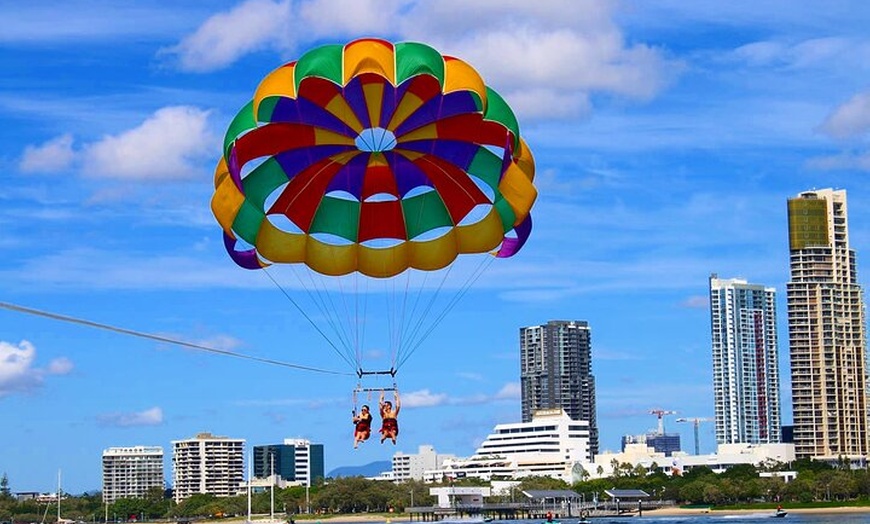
[212,37,536,277]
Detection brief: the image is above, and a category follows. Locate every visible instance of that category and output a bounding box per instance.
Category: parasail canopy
[211,37,537,278]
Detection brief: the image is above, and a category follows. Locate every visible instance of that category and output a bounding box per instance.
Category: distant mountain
[328,460,391,478]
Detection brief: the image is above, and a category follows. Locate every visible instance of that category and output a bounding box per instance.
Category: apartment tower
[709,275,782,445]
[787,189,869,459]
[172,432,245,502]
[520,320,598,458]
[101,446,164,504]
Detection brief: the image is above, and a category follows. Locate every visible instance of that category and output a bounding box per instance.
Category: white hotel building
[425,409,591,483]
[102,446,164,503]
[172,432,245,502]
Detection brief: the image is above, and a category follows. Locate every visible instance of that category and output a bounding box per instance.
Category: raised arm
[394,390,401,415]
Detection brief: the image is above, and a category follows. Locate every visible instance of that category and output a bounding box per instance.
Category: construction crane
[676,417,714,455]
[649,408,677,435]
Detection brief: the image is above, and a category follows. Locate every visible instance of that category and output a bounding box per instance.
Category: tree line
[3,458,870,522]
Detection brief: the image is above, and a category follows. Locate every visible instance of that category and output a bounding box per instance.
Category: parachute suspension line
[393,262,456,368]
[396,271,429,370]
[304,268,357,360]
[283,264,355,358]
[393,267,414,372]
[396,254,495,371]
[0,301,350,376]
[333,274,358,368]
[263,267,357,372]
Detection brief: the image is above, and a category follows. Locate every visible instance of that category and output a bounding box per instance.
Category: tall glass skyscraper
[520,320,598,459]
[709,275,782,445]
[787,189,869,459]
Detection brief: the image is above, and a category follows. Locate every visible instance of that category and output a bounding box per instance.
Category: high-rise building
[520,320,598,458]
[787,188,869,459]
[709,275,782,445]
[172,432,245,502]
[253,439,324,487]
[101,446,164,504]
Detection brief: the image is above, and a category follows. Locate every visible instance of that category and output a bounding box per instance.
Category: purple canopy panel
[342,76,375,129]
[388,152,434,197]
[223,232,264,269]
[276,144,355,182]
[228,147,244,192]
[271,97,358,137]
[324,153,369,198]
[394,91,479,137]
[399,139,477,170]
[496,214,532,258]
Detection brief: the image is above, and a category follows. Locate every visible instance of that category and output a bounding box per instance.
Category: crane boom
[649,408,677,435]
[675,417,713,455]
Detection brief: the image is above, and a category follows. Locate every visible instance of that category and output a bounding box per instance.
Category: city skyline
[3,1,870,494]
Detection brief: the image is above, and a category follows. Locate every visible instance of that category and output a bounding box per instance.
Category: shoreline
[230,505,870,523]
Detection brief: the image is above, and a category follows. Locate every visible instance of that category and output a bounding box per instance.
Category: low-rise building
[424,409,590,483]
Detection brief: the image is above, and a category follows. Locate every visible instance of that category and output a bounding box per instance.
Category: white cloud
[163,0,293,72]
[46,357,74,375]
[681,295,708,309]
[818,91,870,139]
[806,151,870,172]
[0,340,38,395]
[97,406,164,427]
[402,389,448,407]
[19,134,76,173]
[82,106,215,180]
[493,382,520,400]
[163,0,679,119]
[0,340,72,396]
[298,0,402,36]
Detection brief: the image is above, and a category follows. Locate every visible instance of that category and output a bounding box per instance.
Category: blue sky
[3,0,870,494]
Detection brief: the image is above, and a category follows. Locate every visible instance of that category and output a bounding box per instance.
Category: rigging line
[262,268,357,372]
[299,267,353,360]
[0,300,350,376]
[398,254,493,369]
[312,269,359,359]
[395,261,456,366]
[334,271,359,369]
[279,264,354,359]
[392,178,434,367]
[394,267,413,368]
[393,267,424,369]
[397,254,494,371]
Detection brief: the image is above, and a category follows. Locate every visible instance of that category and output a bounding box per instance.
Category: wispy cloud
[161,0,293,72]
[681,295,708,309]
[817,90,870,139]
[19,134,75,173]
[0,3,198,44]
[0,340,73,397]
[18,106,216,181]
[97,407,164,427]
[401,382,520,408]
[163,0,680,120]
[83,106,215,180]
